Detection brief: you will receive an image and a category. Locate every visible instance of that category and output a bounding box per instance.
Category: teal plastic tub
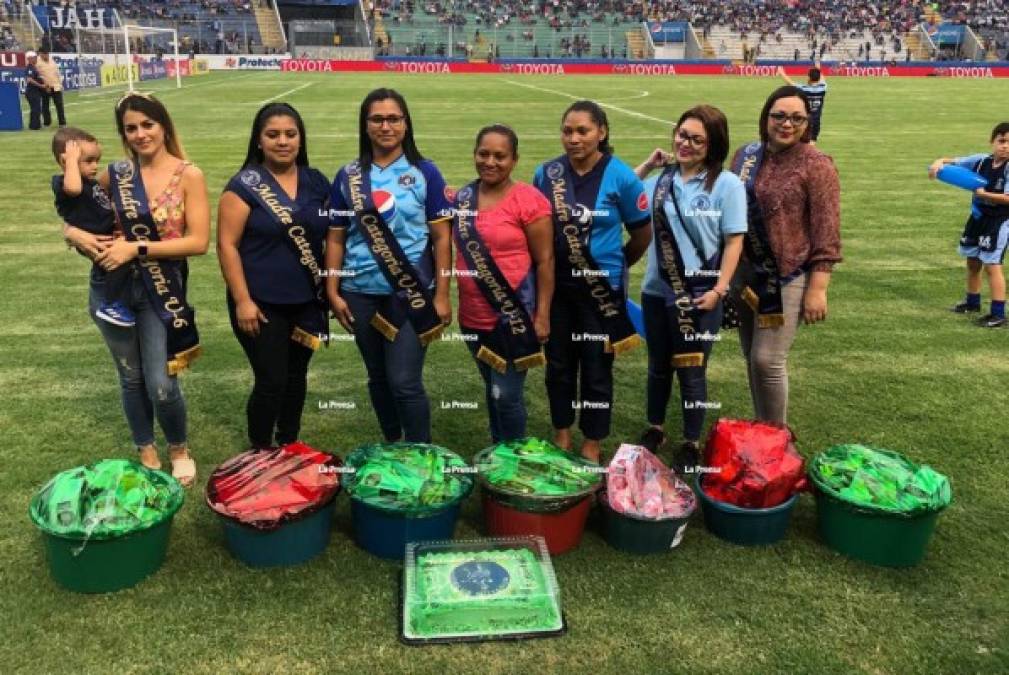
[599,499,691,554]
[695,475,798,546]
[220,498,337,567]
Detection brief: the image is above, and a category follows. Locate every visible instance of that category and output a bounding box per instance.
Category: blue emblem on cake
[450,561,511,596]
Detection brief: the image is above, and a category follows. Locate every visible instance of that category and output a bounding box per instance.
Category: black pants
[642,292,722,442]
[26,91,44,129]
[228,296,316,448]
[545,285,615,441]
[43,90,66,126]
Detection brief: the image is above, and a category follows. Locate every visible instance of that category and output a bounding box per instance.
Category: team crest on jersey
[547,161,564,180]
[92,184,112,211]
[690,195,712,212]
[373,189,396,222]
[398,173,416,187]
[240,169,262,187]
[636,191,648,212]
[113,159,133,178]
[456,185,474,202]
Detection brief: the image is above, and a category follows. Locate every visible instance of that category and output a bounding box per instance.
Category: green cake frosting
[405,548,563,639]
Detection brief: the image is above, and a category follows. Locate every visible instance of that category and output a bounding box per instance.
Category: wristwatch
[137,244,149,261]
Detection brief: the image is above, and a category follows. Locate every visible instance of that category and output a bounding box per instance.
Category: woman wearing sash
[453,124,554,442]
[533,100,652,462]
[730,86,841,424]
[326,88,453,444]
[62,93,209,486]
[217,103,331,449]
[633,105,747,473]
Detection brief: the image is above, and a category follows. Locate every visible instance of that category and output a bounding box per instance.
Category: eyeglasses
[768,111,808,126]
[675,129,708,148]
[367,115,406,127]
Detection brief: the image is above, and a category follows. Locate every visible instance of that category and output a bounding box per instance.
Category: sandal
[169,446,197,488]
[137,445,162,471]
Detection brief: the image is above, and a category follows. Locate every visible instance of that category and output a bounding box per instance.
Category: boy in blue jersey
[930,122,1009,327]
[778,63,827,143]
[51,127,134,326]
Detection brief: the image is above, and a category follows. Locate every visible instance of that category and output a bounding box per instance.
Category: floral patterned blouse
[150,161,190,240]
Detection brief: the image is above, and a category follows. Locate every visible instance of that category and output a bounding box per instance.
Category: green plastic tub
[813,488,943,567]
[38,516,177,593]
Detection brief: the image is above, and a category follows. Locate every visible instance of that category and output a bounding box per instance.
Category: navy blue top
[224,165,331,305]
[25,64,45,94]
[52,175,115,235]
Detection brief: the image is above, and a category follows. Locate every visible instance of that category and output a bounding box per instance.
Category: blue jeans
[90,266,188,447]
[342,291,431,443]
[642,291,722,442]
[464,332,528,443]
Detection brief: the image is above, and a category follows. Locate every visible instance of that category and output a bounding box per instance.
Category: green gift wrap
[474,438,602,498]
[30,459,184,542]
[809,445,951,515]
[343,443,473,515]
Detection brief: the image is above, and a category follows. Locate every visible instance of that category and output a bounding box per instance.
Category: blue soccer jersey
[533,154,650,289]
[801,82,827,120]
[330,155,452,295]
[641,169,748,298]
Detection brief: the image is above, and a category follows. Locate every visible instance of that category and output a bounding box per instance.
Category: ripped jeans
[90,267,188,448]
[465,335,528,443]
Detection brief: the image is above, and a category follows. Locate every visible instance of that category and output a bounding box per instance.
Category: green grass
[1,71,1008,673]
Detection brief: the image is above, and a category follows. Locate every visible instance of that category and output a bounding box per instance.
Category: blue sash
[651,166,708,367]
[341,160,443,346]
[108,160,201,374]
[545,157,640,355]
[731,142,785,328]
[232,166,328,350]
[452,181,545,374]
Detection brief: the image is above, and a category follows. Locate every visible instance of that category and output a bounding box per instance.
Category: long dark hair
[358,88,424,171]
[242,102,309,169]
[759,85,811,145]
[675,105,729,192]
[562,100,613,155]
[115,93,185,160]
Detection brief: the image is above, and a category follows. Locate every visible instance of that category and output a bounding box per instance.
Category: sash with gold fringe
[731,142,785,328]
[452,181,545,374]
[651,166,709,368]
[545,157,640,354]
[232,166,328,351]
[341,160,443,346]
[109,160,201,375]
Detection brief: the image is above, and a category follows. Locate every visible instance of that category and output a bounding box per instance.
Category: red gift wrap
[700,419,807,508]
[207,442,342,530]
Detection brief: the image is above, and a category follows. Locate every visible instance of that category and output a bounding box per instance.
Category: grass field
[1,70,1008,674]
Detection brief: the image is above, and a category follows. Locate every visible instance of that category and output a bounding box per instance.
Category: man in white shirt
[36,47,66,127]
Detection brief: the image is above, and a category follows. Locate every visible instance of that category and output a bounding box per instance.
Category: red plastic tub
[481,489,593,555]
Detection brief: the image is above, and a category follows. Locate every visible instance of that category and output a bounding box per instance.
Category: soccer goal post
[122,23,183,91]
[71,17,183,91]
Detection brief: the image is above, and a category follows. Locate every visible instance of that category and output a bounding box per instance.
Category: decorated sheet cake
[401,536,564,643]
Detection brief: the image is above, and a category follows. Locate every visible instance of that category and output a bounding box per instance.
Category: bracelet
[712,287,728,298]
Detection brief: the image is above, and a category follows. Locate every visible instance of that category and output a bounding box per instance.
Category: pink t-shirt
[456,181,552,331]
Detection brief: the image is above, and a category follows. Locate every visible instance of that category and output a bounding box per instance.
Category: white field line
[503,80,673,125]
[256,82,313,105]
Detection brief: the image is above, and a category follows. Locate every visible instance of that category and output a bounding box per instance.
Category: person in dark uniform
[778,62,827,143]
[23,51,48,130]
[930,122,1009,328]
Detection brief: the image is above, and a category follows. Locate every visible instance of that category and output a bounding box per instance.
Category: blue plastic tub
[221,499,336,567]
[695,475,798,546]
[351,499,463,560]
